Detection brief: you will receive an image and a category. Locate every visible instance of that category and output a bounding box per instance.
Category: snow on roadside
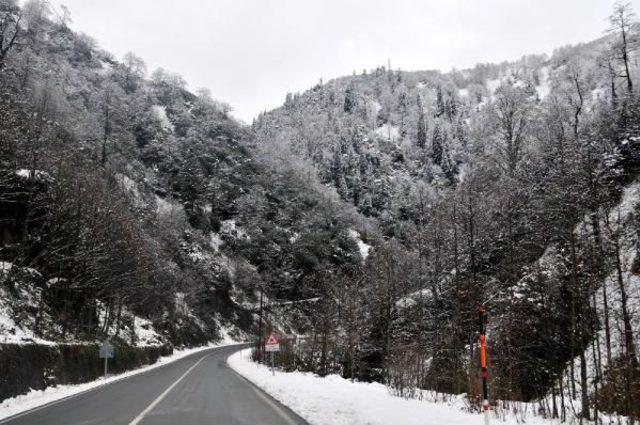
[228,349,556,425]
[0,342,240,420]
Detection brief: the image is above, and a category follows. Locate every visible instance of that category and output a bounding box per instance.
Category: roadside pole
[258,287,264,362]
[477,306,490,425]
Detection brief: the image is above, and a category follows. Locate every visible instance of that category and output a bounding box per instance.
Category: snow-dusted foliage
[1,0,640,421]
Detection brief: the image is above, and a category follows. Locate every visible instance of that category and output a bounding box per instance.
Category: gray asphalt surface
[1,345,307,425]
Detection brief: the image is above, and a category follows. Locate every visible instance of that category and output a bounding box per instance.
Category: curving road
[1,345,307,425]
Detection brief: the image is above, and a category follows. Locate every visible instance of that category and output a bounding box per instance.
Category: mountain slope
[253,16,640,419]
[1,0,640,420]
[0,0,367,348]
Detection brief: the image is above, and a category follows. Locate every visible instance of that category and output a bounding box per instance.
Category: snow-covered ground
[0,342,239,420]
[0,263,53,345]
[228,349,557,425]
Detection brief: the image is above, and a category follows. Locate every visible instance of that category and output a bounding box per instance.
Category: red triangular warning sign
[266,333,279,345]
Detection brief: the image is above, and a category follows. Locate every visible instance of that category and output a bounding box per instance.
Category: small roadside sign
[265,333,279,352]
[99,341,114,359]
[265,333,279,375]
[99,341,114,378]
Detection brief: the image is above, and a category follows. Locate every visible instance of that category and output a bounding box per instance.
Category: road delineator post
[477,306,489,425]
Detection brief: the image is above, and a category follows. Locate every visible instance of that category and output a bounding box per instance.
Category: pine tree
[337,175,350,200]
[417,94,427,149]
[441,147,456,182]
[435,85,445,118]
[399,91,408,137]
[431,121,444,165]
[344,85,358,113]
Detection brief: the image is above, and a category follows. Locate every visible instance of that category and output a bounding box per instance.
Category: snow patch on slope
[486,78,502,95]
[0,264,54,345]
[221,219,249,240]
[209,232,223,252]
[536,67,551,99]
[151,105,174,132]
[375,124,400,142]
[133,316,163,346]
[0,299,53,346]
[348,229,372,261]
[15,169,50,181]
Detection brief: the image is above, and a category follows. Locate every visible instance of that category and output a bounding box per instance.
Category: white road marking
[249,383,299,425]
[229,366,300,425]
[0,345,239,424]
[128,355,208,425]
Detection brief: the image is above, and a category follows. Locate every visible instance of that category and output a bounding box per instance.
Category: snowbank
[0,342,239,420]
[228,349,556,425]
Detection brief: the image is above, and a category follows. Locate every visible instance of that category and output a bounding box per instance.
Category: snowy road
[0,345,306,425]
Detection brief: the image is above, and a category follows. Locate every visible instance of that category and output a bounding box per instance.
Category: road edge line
[227,360,306,425]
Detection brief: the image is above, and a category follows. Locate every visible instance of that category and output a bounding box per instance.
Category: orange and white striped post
[477,306,490,425]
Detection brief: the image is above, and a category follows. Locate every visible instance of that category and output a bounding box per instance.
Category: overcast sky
[51,0,638,123]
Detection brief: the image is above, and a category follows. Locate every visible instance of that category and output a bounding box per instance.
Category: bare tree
[597,50,620,106]
[0,1,21,72]
[492,82,533,174]
[608,1,637,94]
[120,52,147,93]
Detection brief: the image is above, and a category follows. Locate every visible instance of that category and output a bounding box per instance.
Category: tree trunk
[580,351,590,420]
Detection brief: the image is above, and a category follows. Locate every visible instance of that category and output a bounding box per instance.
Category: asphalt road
[1,345,307,425]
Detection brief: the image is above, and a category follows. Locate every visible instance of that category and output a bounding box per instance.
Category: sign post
[99,341,114,378]
[477,307,489,425]
[265,333,280,376]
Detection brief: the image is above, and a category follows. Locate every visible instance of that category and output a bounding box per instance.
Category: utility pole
[478,306,490,425]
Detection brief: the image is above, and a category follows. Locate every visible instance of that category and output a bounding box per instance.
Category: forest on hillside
[0,0,365,350]
[1,0,640,422]
[254,3,640,422]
